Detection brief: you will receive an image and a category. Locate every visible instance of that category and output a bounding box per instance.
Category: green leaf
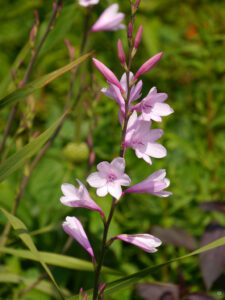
[0,114,64,182]
[68,236,225,299]
[0,208,65,300]
[0,52,92,109]
[0,273,71,299]
[0,246,119,274]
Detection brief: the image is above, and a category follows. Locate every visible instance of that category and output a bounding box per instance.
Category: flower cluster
[60,1,173,297]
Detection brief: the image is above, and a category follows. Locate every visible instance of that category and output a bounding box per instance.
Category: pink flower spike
[133,52,163,81]
[93,58,124,93]
[134,25,143,50]
[124,169,172,197]
[91,4,125,32]
[79,0,99,7]
[62,216,95,261]
[110,234,162,253]
[60,179,105,218]
[86,157,131,200]
[117,39,126,66]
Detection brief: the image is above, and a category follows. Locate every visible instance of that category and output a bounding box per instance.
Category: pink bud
[117,39,125,66]
[89,151,96,166]
[19,80,25,88]
[34,10,39,24]
[128,22,133,39]
[29,24,37,44]
[87,135,93,149]
[134,25,143,50]
[52,2,57,9]
[62,216,95,262]
[79,287,83,295]
[11,69,16,80]
[83,293,88,300]
[92,58,124,93]
[133,52,163,81]
[64,39,75,60]
[135,0,141,9]
[32,131,39,139]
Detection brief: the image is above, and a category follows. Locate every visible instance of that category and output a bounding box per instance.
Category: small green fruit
[63,142,89,163]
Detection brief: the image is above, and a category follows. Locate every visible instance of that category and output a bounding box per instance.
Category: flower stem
[92,5,136,300]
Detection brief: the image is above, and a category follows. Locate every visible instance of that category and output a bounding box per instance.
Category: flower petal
[87,172,107,187]
[62,217,95,260]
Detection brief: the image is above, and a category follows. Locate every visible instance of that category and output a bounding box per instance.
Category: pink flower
[110,234,162,253]
[133,87,174,122]
[79,0,99,7]
[86,157,131,199]
[101,72,142,120]
[117,39,126,66]
[133,52,163,81]
[62,216,95,262]
[60,179,104,218]
[124,169,172,197]
[125,111,166,164]
[92,58,124,93]
[91,4,125,32]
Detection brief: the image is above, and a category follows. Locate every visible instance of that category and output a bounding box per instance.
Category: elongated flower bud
[117,39,126,67]
[133,52,163,81]
[62,216,95,262]
[134,25,143,50]
[92,58,124,93]
[110,233,162,253]
[128,22,133,39]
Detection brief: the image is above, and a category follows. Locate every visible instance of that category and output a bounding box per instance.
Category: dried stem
[0,0,62,160]
[92,5,136,300]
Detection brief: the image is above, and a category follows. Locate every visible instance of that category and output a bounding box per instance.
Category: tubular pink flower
[91,4,125,32]
[124,169,172,197]
[86,157,131,200]
[117,39,126,66]
[62,216,95,261]
[79,0,99,7]
[133,87,174,122]
[110,234,162,253]
[134,25,143,50]
[60,179,104,217]
[92,58,124,93]
[125,111,166,164]
[133,52,163,81]
[101,72,142,120]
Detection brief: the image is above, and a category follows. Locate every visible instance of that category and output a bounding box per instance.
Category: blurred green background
[0,0,225,299]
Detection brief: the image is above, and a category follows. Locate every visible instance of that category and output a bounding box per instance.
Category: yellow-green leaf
[0,52,92,109]
[0,208,65,300]
[0,113,65,182]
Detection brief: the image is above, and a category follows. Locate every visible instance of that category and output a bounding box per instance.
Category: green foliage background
[0,0,225,299]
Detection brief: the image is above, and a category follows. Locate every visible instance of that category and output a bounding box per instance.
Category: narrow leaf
[69,236,225,299]
[0,113,65,182]
[0,52,92,109]
[0,208,65,299]
[0,246,119,274]
[0,273,71,299]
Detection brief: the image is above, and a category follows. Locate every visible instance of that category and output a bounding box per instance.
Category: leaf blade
[0,52,92,109]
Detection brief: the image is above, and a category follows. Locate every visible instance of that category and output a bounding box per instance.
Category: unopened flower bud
[128,22,133,39]
[133,52,163,81]
[135,0,141,10]
[134,25,143,50]
[117,39,126,67]
[34,10,39,24]
[11,69,16,81]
